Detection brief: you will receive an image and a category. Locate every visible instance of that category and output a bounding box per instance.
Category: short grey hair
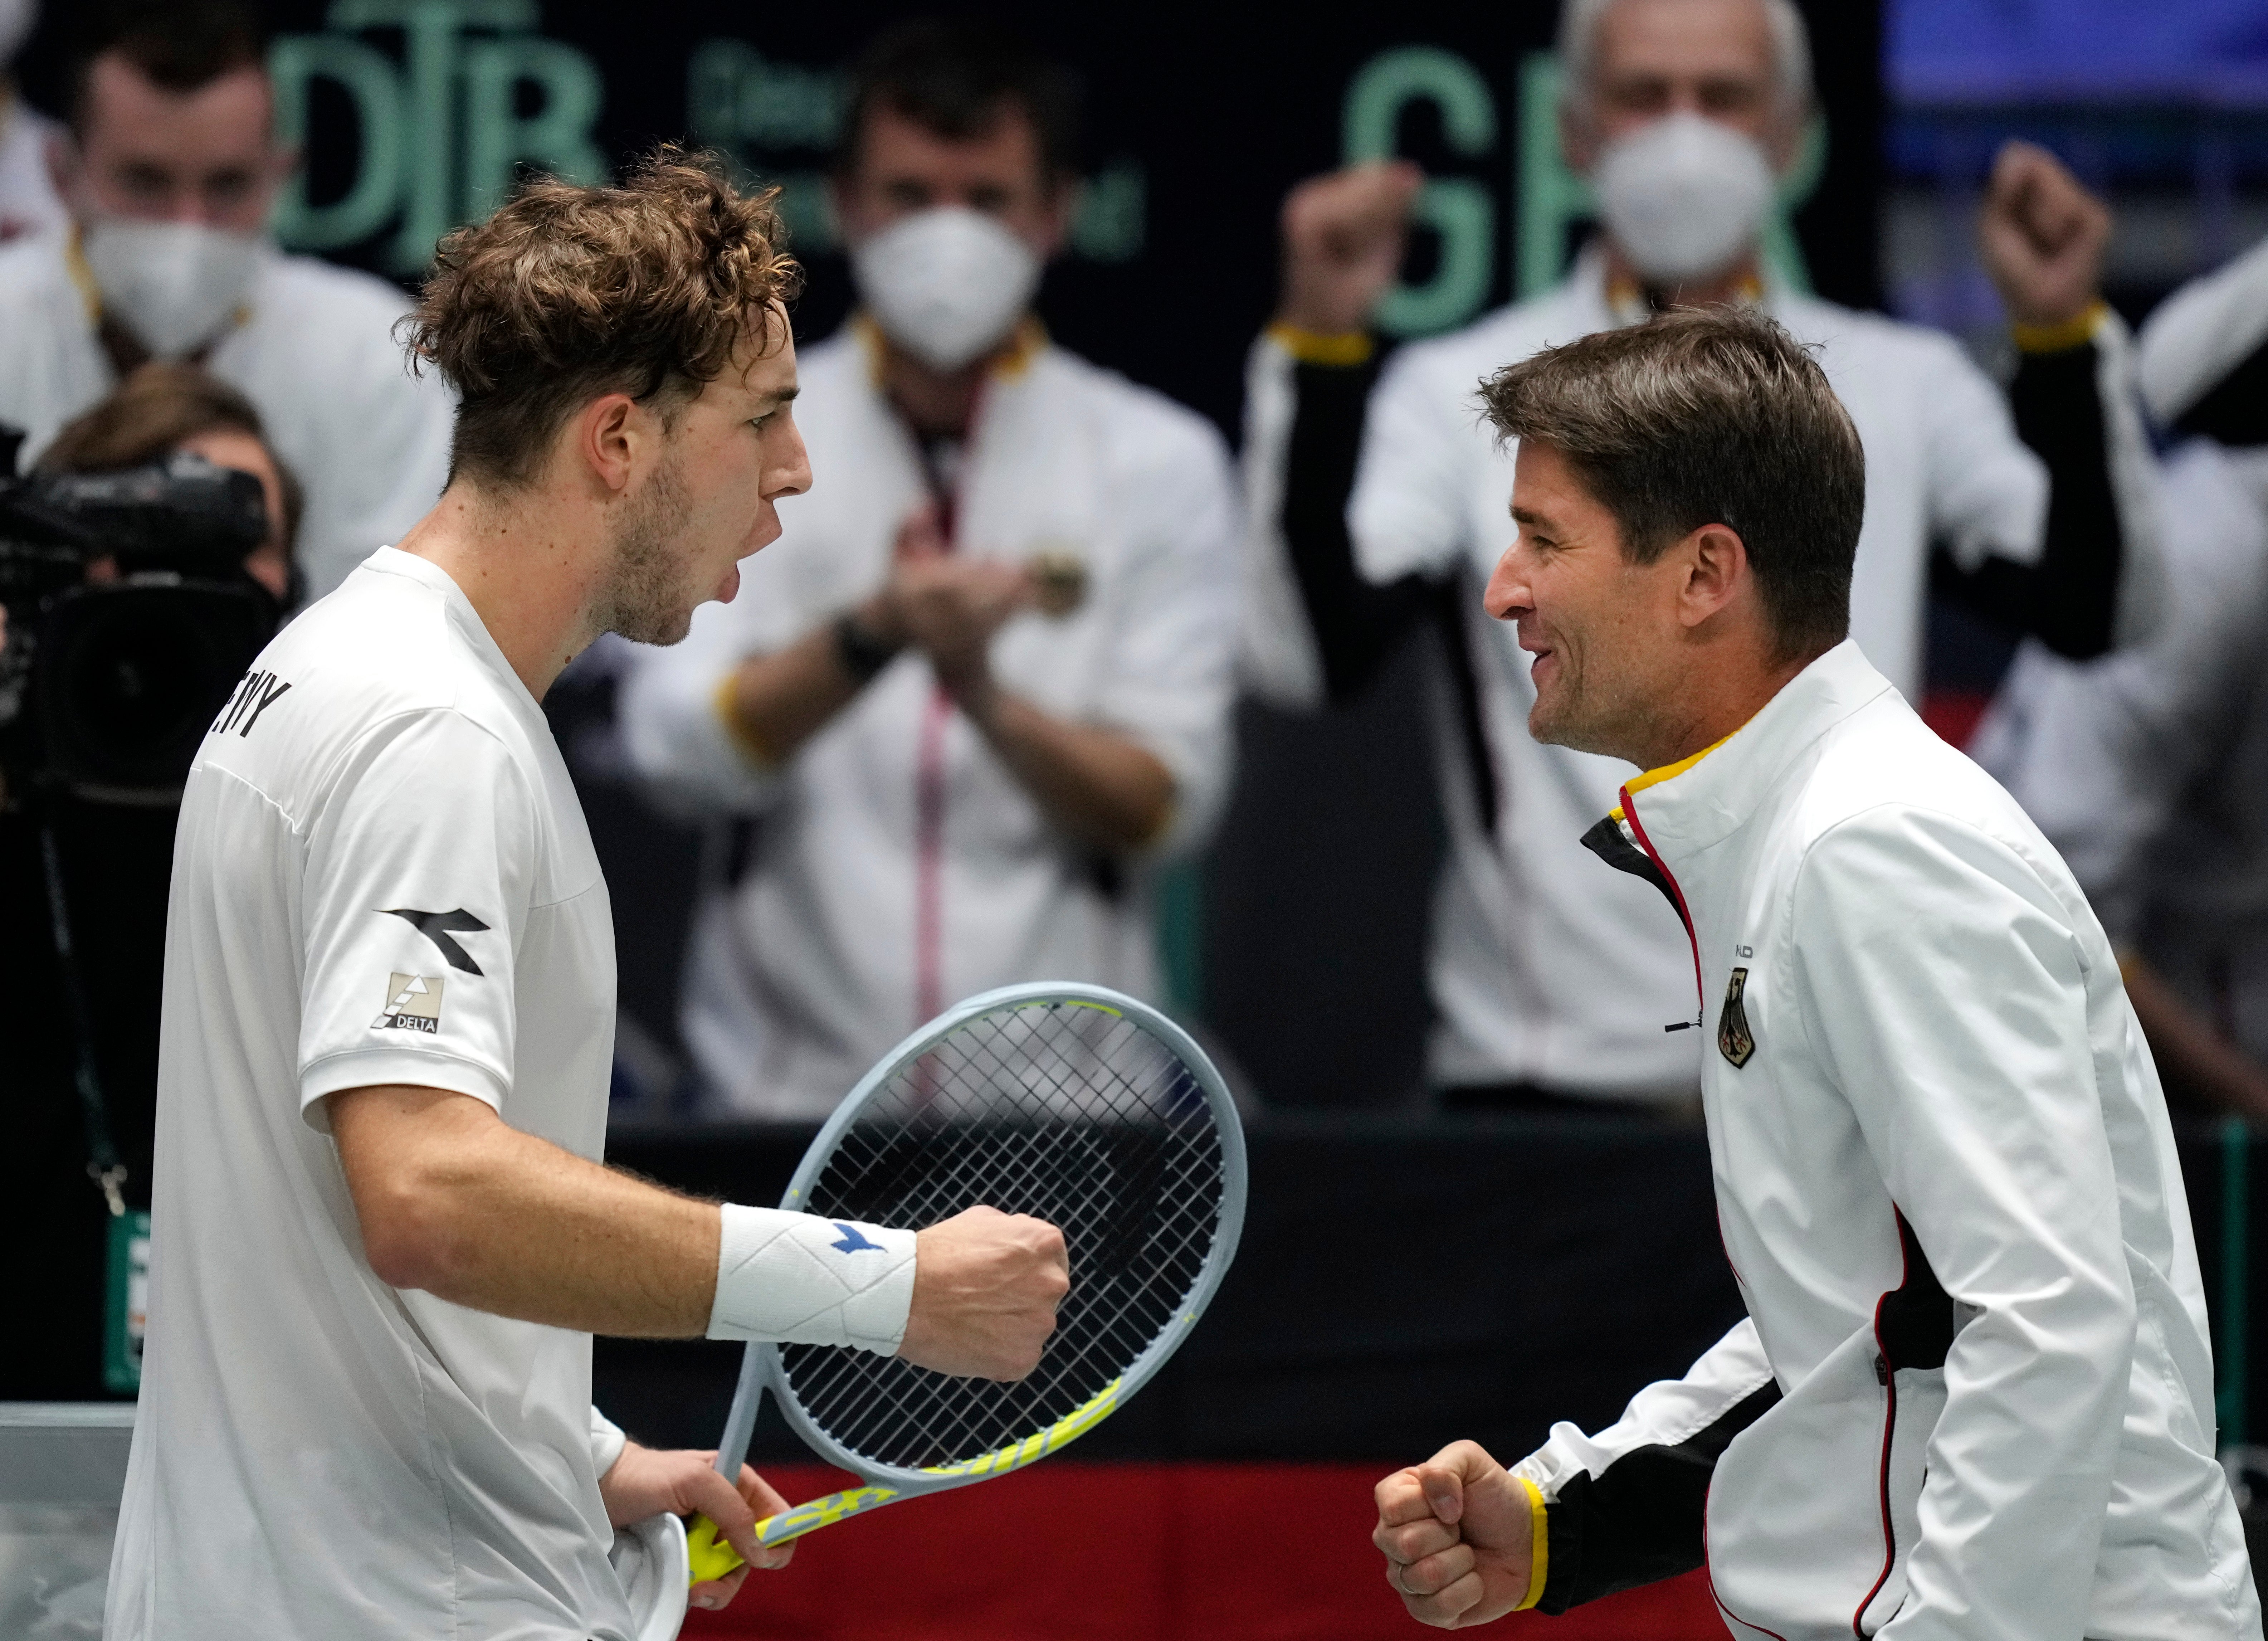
[1557,0,1813,117]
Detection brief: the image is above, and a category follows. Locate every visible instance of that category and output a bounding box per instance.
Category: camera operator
[0,360,293,1400]
[36,359,293,591]
[0,361,293,766]
[0,0,451,602]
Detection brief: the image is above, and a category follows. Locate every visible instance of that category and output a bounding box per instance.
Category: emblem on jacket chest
[1718,966,1756,1068]
[1026,546,1088,617]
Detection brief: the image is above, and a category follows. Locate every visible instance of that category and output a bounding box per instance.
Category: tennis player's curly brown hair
[402,147,802,490]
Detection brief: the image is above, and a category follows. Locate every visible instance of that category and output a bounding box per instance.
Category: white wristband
[706,1204,917,1354]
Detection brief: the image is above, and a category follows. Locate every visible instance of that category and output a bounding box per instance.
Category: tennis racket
[684,980,1248,1584]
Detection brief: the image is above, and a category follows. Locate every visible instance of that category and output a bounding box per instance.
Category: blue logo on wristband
[831,1223,883,1254]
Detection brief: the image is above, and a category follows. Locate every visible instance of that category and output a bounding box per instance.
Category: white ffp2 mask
[81,219,263,358]
[851,206,1042,372]
[1593,113,1776,287]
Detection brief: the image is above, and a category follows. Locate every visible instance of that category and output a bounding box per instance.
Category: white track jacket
[1241,248,2161,1098]
[620,326,1239,1116]
[1507,642,2258,1640]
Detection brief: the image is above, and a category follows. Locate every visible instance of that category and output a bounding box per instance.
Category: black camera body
[0,427,279,802]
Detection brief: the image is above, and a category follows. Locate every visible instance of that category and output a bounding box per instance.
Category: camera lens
[36,581,274,798]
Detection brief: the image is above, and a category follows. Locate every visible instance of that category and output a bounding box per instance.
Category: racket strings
[779,1002,1226,1472]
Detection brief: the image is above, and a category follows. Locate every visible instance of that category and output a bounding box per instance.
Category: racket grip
[686,1514,745,1584]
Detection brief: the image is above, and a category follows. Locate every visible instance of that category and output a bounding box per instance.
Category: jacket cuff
[2012,299,2109,355]
[1513,1475,1550,1611]
[712,671,777,769]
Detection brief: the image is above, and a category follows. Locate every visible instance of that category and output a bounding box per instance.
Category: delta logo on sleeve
[375,973,445,1033]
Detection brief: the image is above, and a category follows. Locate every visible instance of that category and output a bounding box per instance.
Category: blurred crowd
[5,0,2266,1125]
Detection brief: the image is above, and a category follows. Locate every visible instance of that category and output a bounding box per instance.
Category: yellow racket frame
[685,1375,1126,1582]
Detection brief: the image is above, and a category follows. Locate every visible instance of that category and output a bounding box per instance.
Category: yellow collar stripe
[1623,732,1732,798]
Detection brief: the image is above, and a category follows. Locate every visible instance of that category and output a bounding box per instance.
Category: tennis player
[106,153,1069,1641]
[1372,308,2261,1638]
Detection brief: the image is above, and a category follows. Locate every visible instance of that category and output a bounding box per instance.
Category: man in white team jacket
[620,23,1237,1116]
[1371,309,2258,1639]
[1242,0,2160,1114]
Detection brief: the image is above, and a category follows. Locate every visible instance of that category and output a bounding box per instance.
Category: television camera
[0,425,278,803]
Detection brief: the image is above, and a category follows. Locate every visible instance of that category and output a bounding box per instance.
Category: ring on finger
[1391,1561,1415,1598]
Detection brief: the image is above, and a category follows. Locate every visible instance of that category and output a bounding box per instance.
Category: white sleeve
[1092,409,1243,859]
[590,1405,629,1479]
[1237,333,1327,710]
[2138,230,2268,426]
[1347,341,1478,584]
[1513,1317,1775,1500]
[2093,315,2170,649]
[1789,811,2137,1640]
[616,592,798,818]
[1968,646,2156,937]
[296,710,538,1124]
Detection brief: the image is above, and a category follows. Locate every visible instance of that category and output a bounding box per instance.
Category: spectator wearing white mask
[0,0,65,242]
[1240,0,2162,1115]
[620,22,1240,1117]
[0,0,453,601]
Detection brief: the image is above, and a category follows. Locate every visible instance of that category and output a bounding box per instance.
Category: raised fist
[1276,159,1424,336]
[1979,140,2111,330]
[898,1204,1069,1380]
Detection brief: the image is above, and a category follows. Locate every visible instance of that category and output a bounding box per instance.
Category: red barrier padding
[683,1462,1725,1640]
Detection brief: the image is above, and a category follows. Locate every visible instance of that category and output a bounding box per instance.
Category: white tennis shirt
[106,548,636,1640]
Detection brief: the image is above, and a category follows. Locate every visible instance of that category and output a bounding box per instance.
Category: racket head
[753,981,1246,1495]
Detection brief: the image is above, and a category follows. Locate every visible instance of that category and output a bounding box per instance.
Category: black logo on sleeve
[380,907,489,975]
[1718,966,1756,1068]
[211,669,293,738]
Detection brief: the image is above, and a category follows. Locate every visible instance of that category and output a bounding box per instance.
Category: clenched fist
[1374,1439,1536,1629]
[1978,139,2111,329]
[1276,159,1424,336]
[898,1205,1069,1380]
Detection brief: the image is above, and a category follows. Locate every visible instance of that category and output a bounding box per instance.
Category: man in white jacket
[1244,0,2160,1113]
[1372,309,2257,1639]
[620,23,1238,1117]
